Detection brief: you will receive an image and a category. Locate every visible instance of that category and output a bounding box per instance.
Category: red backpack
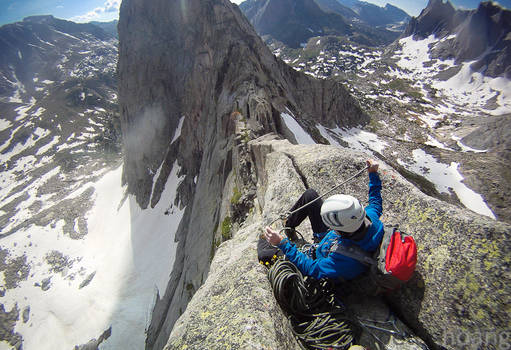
[335,227,418,293]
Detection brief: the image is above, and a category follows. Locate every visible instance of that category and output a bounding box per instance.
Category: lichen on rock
[166,136,510,350]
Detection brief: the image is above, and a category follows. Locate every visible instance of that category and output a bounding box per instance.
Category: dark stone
[74,327,112,350]
[22,306,30,323]
[41,277,52,291]
[79,271,96,289]
[0,304,23,349]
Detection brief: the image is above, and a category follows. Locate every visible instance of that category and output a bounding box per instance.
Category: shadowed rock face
[117,0,366,348]
[403,0,511,78]
[118,0,366,209]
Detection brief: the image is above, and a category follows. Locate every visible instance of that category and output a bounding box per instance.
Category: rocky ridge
[116,0,511,349]
[166,132,510,350]
[117,0,366,348]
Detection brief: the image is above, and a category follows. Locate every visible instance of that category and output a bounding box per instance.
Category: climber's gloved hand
[264,226,283,246]
[366,159,379,173]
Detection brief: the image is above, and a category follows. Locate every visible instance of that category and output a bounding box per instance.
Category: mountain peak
[241,0,351,48]
[423,0,455,17]
[22,15,56,24]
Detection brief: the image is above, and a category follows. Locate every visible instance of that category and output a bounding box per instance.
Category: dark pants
[286,189,330,242]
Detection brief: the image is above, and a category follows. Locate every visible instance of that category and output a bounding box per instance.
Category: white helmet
[321,194,365,233]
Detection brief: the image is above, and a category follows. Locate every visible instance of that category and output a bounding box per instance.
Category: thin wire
[268,165,369,227]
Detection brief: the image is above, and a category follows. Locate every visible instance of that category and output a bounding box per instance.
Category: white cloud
[71,0,121,23]
[105,0,121,12]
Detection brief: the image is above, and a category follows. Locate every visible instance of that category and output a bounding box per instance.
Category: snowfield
[398,149,495,219]
[0,163,185,349]
[393,35,511,116]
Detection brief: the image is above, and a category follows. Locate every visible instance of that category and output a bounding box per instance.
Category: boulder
[249,136,511,349]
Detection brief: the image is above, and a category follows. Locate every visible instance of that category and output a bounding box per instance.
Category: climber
[264,160,383,281]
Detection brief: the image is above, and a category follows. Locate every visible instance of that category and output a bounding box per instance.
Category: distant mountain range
[239,0,352,48]
[0,14,120,231]
[0,15,120,349]
[316,0,410,29]
[239,0,410,47]
[90,20,118,38]
[403,0,511,78]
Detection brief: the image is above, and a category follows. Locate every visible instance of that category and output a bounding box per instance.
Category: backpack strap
[333,243,376,266]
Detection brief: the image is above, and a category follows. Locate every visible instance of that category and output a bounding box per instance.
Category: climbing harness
[268,260,360,349]
[268,165,369,227]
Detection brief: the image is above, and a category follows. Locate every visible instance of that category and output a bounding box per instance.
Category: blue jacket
[277,172,384,280]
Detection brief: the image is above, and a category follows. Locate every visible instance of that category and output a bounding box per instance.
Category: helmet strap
[340,216,371,241]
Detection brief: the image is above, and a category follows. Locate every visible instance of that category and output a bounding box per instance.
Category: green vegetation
[386,78,408,91]
[385,78,423,100]
[366,118,380,133]
[231,186,241,205]
[300,48,320,61]
[221,216,232,241]
[242,130,250,144]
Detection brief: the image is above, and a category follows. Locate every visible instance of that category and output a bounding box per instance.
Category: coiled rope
[268,260,360,350]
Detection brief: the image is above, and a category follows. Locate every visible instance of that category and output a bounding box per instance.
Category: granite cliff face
[117,0,365,348]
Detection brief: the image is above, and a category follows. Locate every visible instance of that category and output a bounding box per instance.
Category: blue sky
[0,0,510,26]
[0,0,120,25]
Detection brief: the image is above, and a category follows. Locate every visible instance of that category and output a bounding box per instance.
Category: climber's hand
[265,226,284,246]
[366,159,379,173]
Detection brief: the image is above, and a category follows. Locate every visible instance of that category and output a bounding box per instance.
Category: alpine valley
[0,1,510,350]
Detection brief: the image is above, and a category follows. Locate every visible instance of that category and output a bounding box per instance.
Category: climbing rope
[356,317,430,350]
[268,165,369,227]
[268,260,360,349]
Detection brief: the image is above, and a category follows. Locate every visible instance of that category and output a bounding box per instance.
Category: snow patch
[393,35,511,116]
[281,110,316,145]
[319,125,387,155]
[434,61,511,115]
[0,119,12,131]
[36,136,60,155]
[171,116,185,144]
[32,107,45,117]
[14,97,36,121]
[1,164,186,349]
[425,135,450,150]
[399,149,495,219]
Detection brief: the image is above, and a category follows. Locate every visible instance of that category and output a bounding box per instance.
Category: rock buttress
[117,0,367,348]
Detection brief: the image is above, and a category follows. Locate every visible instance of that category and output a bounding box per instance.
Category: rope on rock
[268,260,360,350]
